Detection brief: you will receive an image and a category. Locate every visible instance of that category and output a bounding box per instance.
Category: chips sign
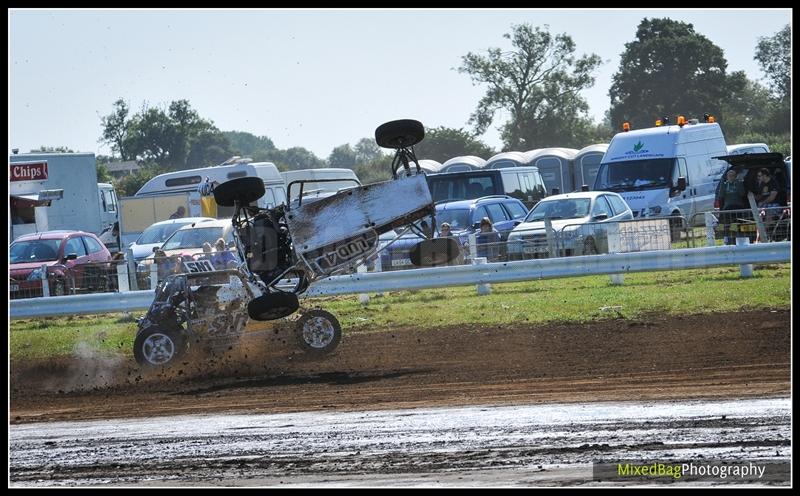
[10,162,48,182]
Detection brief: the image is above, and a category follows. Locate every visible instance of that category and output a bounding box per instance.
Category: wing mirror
[592,213,608,221]
[671,176,687,197]
[64,253,78,261]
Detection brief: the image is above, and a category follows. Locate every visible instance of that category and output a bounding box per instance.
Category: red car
[9,230,113,299]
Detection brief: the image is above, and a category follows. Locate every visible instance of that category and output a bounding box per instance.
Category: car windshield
[594,158,674,191]
[137,222,191,245]
[10,239,62,263]
[435,209,472,230]
[162,227,226,250]
[525,198,591,222]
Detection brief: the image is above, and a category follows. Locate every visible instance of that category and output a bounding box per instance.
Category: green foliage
[755,24,790,101]
[223,131,276,157]
[113,163,164,197]
[328,144,357,168]
[413,126,496,162]
[95,162,112,183]
[459,23,602,150]
[270,146,326,171]
[30,145,75,153]
[99,98,234,171]
[609,18,731,130]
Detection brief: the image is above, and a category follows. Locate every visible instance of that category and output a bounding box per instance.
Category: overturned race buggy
[133,120,460,367]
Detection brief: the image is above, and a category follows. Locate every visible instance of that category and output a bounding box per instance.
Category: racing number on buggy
[183,260,215,273]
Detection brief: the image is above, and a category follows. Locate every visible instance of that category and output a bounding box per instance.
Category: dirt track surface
[10,309,790,424]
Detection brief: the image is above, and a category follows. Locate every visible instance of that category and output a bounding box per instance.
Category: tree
[354,138,383,165]
[328,144,357,168]
[29,145,75,153]
[459,23,602,150]
[224,131,276,157]
[413,126,496,162]
[608,18,732,130]
[99,99,132,160]
[271,147,325,171]
[755,24,790,101]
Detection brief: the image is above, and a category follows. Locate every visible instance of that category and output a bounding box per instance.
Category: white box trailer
[9,153,121,251]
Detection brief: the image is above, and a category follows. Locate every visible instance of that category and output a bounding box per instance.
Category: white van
[593,121,728,230]
[134,157,286,215]
[281,168,361,204]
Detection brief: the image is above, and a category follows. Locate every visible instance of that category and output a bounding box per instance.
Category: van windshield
[594,158,675,192]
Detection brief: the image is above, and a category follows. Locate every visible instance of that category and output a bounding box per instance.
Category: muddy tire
[375,119,424,149]
[295,309,342,355]
[214,177,265,207]
[247,291,299,321]
[133,326,187,367]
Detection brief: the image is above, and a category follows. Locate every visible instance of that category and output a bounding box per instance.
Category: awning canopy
[10,193,52,208]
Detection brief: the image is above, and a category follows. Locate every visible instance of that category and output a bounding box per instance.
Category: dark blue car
[377,196,529,270]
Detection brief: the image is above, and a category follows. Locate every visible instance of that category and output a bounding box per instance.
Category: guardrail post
[150,263,159,289]
[473,256,491,295]
[357,263,370,305]
[544,218,555,258]
[746,192,768,242]
[736,237,754,277]
[116,262,130,293]
[126,248,139,291]
[41,264,50,297]
[704,212,718,247]
[468,233,477,261]
[606,223,624,285]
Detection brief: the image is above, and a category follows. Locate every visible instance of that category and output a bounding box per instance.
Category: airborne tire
[213,177,266,207]
[375,119,425,149]
[247,292,300,321]
[295,309,342,355]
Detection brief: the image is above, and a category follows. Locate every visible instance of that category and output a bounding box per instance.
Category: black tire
[375,119,424,149]
[295,309,342,355]
[247,291,300,321]
[409,238,460,267]
[583,237,598,255]
[214,177,265,207]
[133,326,187,367]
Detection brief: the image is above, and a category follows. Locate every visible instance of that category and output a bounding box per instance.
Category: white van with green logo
[593,122,728,232]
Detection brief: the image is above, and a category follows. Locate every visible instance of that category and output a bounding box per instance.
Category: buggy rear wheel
[214,176,265,207]
[375,119,424,149]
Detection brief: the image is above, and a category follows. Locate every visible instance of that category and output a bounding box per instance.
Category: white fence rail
[9,242,790,320]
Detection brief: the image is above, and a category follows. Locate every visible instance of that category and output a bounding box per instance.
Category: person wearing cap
[439,222,453,237]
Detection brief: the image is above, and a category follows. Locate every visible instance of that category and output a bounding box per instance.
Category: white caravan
[573,144,608,191]
[439,155,486,173]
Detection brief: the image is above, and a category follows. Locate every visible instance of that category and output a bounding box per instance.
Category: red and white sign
[10,162,49,182]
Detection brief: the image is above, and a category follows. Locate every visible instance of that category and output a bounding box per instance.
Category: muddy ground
[10,309,790,424]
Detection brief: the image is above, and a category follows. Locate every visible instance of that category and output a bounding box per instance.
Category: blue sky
[8,8,791,160]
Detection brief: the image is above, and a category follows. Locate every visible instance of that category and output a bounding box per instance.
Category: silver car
[507,191,634,258]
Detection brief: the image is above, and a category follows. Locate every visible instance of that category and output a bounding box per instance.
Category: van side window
[675,158,689,186]
[274,186,287,206]
[262,189,277,208]
[103,189,117,212]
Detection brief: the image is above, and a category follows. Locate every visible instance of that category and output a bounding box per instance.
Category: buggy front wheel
[295,309,342,355]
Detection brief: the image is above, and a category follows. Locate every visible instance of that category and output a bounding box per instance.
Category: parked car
[127,217,215,263]
[136,219,238,285]
[507,191,634,259]
[378,196,529,270]
[9,230,113,298]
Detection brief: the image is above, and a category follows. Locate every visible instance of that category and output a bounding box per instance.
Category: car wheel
[247,291,299,321]
[295,309,342,355]
[133,326,187,367]
[583,237,598,255]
